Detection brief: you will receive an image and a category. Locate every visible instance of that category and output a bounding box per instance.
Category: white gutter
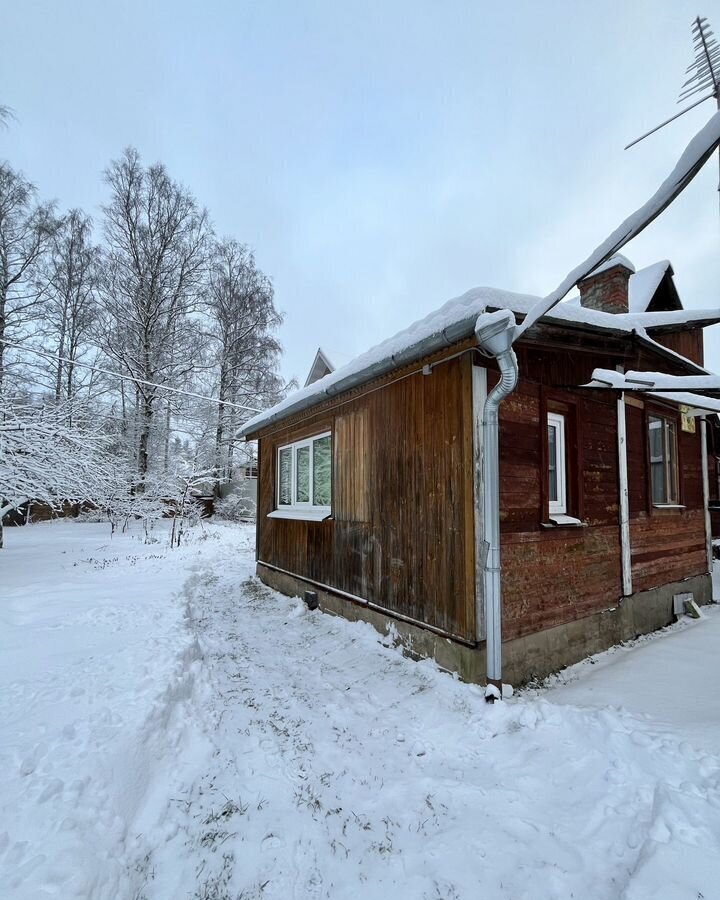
[474,310,518,702]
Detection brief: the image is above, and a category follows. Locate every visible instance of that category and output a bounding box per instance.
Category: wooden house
[241,257,720,685]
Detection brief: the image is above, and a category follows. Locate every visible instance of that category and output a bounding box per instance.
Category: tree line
[0,141,286,543]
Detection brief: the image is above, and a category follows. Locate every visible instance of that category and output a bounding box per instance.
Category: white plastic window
[547,412,567,515]
[274,432,332,518]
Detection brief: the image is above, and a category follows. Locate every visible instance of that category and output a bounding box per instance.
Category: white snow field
[2,521,720,900]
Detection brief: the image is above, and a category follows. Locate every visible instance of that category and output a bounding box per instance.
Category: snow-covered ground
[2,520,720,899]
[539,606,720,755]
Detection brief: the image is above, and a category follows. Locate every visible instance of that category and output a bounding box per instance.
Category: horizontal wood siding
[497,345,622,641]
[496,335,707,642]
[502,526,621,639]
[256,353,476,640]
[626,400,708,593]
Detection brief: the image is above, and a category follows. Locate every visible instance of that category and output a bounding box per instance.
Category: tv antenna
[626,16,720,174]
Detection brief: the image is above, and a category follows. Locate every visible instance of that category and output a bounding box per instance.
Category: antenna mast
[626,16,720,203]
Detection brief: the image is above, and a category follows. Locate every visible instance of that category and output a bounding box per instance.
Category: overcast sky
[2,0,720,383]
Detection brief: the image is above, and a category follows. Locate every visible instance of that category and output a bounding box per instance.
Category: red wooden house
[241,256,720,685]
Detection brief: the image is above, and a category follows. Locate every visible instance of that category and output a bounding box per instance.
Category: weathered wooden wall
[254,324,710,651]
[654,329,704,367]
[497,338,624,642]
[496,333,707,642]
[625,401,707,592]
[256,351,477,641]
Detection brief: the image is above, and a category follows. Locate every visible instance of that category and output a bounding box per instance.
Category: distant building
[305,348,336,386]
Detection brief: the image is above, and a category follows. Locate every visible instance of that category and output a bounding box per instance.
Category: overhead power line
[0,338,264,414]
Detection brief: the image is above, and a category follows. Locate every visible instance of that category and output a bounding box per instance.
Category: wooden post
[701,416,713,572]
[617,391,633,597]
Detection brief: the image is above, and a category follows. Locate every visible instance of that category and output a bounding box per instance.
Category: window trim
[547,411,567,516]
[648,414,679,506]
[274,431,332,518]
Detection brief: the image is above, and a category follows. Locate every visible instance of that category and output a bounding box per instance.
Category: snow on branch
[0,401,117,519]
[517,109,720,340]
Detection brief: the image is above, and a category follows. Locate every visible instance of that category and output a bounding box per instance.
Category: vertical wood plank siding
[256,354,476,641]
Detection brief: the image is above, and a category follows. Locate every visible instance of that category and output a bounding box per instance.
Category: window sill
[542,514,586,528]
[267,508,332,522]
[652,504,686,510]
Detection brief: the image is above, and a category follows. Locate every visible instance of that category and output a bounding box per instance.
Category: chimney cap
[584,253,636,280]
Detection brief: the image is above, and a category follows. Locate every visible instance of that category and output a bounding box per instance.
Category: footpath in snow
[0,519,253,899]
[2,520,720,899]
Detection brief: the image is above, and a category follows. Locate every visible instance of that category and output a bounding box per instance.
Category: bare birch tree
[0,163,56,394]
[99,148,210,482]
[37,209,101,407]
[206,239,282,482]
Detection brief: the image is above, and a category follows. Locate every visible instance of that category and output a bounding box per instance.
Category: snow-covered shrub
[214,492,256,522]
[0,401,118,537]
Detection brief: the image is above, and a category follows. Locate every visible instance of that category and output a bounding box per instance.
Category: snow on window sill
[542,514,586,528]
[268,508,332,522]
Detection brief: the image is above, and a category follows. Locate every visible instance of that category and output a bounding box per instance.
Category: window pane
[296,446,310,503]
[667,421,678,503]
[313,435,331,506]
[548,424,558,502]
[649,419,663,461]
[278,448,292,505]
[649,417,666,503]
[651,461,665,504]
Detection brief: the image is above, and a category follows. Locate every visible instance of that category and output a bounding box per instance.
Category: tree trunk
[0,282,7,396]
[214,360,229,486]
[163,399,171,471]
[54,316,67,403]
[138,393,153,481]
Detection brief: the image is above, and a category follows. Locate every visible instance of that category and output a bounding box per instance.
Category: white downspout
[700,416,713,573]
[475,310,519,702]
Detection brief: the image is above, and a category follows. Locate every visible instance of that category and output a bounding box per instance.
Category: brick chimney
[578,254,635,314]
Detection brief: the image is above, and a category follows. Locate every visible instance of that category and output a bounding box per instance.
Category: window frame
[648,413,680,506]
[547,411,568,516]
[271,431,332,521]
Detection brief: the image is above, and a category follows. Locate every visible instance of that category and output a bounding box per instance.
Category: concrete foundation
[256,562,712,686]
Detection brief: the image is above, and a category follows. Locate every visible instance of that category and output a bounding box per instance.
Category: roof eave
[242,310,709,439]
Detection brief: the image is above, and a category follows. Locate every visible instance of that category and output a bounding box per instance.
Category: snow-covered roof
[561,291,720,329]
[628,261,672,313]
[588,369,720,393]
[240,283,717,436]
[619,308,720,329]
[583,368,720,414]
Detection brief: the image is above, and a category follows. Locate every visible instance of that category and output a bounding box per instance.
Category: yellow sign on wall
[680,405,696,433]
